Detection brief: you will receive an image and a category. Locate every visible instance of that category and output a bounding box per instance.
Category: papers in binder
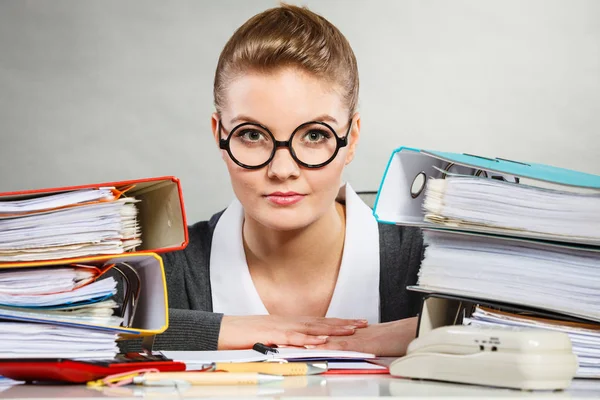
[0,265,101,294]
[0,263,124,328]
[0,196,141,262]
[0,322,119,360]
[417,229,600,322]
[423,176,600,244]
[0,188,117,217]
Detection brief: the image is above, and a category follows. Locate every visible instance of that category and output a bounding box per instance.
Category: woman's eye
[239,130,264,141]
[304,130,330,142]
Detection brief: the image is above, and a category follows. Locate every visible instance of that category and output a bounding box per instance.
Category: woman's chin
[254,208,315,232]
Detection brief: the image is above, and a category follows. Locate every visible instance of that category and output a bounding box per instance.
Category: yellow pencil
[132,372,283,386]
[212,361,327,376]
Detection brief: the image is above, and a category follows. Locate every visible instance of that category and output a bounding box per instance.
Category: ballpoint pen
[207,361,328,376]
[131,372,284,386]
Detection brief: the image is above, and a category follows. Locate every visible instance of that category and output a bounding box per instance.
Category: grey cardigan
[120,211,423,352]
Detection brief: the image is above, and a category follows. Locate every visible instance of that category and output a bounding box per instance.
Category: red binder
[0,176,189,262]
[0,356,186,383]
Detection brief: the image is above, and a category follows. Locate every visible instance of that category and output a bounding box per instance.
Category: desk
[1,376,600,399]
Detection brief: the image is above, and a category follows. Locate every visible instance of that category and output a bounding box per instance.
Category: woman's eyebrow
[311,114,338,125]
[230,115,260,125]
[229,114,339,126]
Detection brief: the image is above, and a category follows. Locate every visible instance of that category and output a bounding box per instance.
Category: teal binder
[372,147,600,247]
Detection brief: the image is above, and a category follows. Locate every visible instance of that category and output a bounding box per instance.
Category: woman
[128,4,423,356]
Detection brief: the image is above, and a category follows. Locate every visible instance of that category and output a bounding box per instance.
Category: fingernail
[356,319,368,324]
[343,325,357,330]
[305,345,316,349]
[317,335,329,340]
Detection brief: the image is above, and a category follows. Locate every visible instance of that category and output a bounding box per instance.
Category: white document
[0,197,141,262]
[0,322,118,360]
[0,264,121,326]
[0,267,96,294]
[162,348,375,371]
[0,188,115,216]
[423,176,600,244]
[418,230,600,322]
[0,277,116,307]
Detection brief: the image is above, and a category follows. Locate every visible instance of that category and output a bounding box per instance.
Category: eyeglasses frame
[218,119,352,169]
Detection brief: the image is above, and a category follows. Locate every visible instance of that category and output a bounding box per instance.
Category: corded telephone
[390,325,577,390]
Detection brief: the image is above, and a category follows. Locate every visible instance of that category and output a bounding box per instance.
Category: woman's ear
[211,113,221,147]
[344,112,361,165]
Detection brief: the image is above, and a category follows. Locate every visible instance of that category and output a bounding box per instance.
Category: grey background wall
[0,0,598,222]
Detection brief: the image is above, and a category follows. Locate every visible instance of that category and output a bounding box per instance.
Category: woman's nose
[267,147,300,180]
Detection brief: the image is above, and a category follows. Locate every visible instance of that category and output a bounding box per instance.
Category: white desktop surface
[1,376,600,399]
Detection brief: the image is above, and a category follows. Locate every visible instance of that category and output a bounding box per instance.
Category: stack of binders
[0,177,189,360]
[373,147,600,378]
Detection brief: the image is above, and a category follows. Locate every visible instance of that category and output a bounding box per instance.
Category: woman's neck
[242,202,346,282]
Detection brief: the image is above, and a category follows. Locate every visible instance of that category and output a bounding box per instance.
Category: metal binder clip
[111,262,141,328]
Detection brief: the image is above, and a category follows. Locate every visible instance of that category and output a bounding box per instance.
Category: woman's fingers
[308,317,368,328]
[296,322,357,336]
[311,340,351,351]
[271,330,330,347]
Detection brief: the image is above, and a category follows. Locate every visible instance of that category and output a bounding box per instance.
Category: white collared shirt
[210,184,381,324]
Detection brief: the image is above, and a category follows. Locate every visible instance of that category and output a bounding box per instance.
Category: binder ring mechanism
[441,162,488,180]
[441,156,521,184]
[410,153,525,199]
[411,172,427,199]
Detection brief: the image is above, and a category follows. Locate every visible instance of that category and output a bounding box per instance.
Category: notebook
[162,348,375,371]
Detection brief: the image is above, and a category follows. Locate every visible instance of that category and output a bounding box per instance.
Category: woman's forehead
[223,69,346,129]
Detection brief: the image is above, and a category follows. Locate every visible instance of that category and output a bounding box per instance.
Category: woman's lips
[265,192,306,206]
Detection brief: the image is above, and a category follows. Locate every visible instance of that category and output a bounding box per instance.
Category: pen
[131,372,283,386]
[209,361,328,376]
[253,342,278,354]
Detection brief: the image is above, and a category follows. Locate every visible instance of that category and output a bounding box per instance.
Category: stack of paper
[0,264,122,360]
[0,188,141,262]
[0,322,118,359]
[423,176,600,245]
[418,230,600,321]
[464,306,600,378]
[0,265,122,327]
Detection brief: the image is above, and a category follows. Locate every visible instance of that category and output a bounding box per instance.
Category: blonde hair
[213,4,359,115]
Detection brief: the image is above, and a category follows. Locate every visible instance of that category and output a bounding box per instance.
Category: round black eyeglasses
[218,119,352,169]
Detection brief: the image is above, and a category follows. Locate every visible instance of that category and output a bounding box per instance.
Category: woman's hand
[312,317,418,356]
[217,315,368,350]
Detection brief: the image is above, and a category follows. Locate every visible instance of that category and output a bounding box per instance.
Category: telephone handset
[390,325,577,390]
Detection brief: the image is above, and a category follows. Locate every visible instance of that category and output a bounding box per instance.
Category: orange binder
[0,176,189,261]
